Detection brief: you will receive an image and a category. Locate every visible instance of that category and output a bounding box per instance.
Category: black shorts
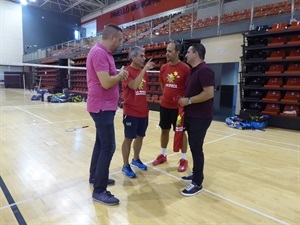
[159,105,178,131]
[123,115,148,139]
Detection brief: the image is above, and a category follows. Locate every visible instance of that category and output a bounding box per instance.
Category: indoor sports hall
[0,87,299,224]
[1,0,300,224]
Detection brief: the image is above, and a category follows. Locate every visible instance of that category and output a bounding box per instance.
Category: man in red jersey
[121,46,155,178]
[152,41,190,172]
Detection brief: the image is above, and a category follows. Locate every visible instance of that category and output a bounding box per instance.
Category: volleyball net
[1,62,161,104]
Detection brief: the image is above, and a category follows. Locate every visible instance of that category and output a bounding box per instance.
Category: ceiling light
[20,0,28,5]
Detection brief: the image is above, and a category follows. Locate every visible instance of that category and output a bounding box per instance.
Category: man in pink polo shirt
[86,24,128,206]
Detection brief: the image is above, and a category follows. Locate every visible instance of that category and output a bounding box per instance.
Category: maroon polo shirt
[184,62,215,119]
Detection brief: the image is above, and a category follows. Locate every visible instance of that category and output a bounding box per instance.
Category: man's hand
[119,66,129,81]
[144,58,155,70]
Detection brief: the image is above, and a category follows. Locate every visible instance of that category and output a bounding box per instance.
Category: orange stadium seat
[286,49,300,60]
[262,91,281,101]
[280,105,299,117]
[268,22,287,32]
[281,91,300,103]
[268,36,287,46]
[283,77,300,88]
[262,104,280,115]
[265,64,284,74]
[288,20,300,30]
[264,77,283,88]
[284,63,300,74]
[287,34,300,45]
[266,50,286,60]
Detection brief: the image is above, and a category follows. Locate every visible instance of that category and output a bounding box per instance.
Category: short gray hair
[128,46,145,60]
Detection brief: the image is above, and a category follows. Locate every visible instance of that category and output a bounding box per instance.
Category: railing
[23,0,296,62]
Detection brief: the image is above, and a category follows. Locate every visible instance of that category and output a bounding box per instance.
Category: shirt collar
[97,43,112,55]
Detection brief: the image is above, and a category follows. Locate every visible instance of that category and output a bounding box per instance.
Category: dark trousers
[89,111,116,193]
[185,117,212,186]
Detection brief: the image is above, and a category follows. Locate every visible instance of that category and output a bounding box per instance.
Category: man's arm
[178,86,214,107]
[97,66,128,89]
[128,59,154,90]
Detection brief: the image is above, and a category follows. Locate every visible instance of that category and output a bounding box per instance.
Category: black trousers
[185,117,212,186]
[89,111,116,193]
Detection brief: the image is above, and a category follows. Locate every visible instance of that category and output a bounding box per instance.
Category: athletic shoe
[177,159,188,172]
[152,154,167,165]
[181,173,193,182]
[181,183,203,197]
[122,164,136,178]
[92,191,119,206]
[89,178,115,186]
[131,158,147,170]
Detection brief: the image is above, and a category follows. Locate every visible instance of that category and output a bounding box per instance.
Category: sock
[181,153,187,160]
[161,148,167,156]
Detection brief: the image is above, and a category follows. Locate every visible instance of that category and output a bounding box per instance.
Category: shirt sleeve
[93,48,110,73]
[199,67,215,87]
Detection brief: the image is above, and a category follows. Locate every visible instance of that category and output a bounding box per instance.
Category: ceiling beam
[63,0,86,12]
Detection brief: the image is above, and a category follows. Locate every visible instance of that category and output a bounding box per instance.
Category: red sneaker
[178,159,188,172]
[152,154,167,165]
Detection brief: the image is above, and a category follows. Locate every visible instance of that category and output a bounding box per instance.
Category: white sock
[181,153,187,160]
[161,148,167,156]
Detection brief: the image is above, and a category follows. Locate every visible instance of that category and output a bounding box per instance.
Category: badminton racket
[65,125,89,132]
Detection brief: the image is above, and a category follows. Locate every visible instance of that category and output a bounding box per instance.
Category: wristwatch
[188,98,192,105]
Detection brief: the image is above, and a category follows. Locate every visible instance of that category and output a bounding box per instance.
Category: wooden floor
[0,88,299,225]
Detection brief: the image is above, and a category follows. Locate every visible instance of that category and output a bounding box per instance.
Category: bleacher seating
[283,77,300,88]
[262,104,280,115]
[262,91,281,101]
[280,105,299,117]
[281,91,300,103]
[264,77,283,87]
[266,50,285,60]
[265,64,284,74]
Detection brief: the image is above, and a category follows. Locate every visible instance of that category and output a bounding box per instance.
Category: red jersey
[159,61,190,109]
[122,66,149,117]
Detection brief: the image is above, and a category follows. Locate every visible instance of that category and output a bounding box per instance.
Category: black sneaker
[181,183,203,197]
[181,173,193,182]
[92,191,119,206]
[89,178,115,186]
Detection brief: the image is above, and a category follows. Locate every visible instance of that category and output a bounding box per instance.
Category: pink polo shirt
[86,43,119,113]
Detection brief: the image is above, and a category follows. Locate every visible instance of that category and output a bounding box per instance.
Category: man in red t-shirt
[152,41,190,172]
[121,46,155,178]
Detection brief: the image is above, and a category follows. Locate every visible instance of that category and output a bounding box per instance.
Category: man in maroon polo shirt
[178,43,215,197]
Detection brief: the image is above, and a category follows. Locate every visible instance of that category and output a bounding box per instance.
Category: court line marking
[229,136,299,153]
[14,106,52,123]
[0,133,292,225]
[0,176,27,224]
[209,127,300,149]
[0,102,295,224]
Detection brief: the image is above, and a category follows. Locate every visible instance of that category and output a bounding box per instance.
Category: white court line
[203,189,290,225]
[14,106,52,123]
[230,136,299,153]
[0,133,291,225]
[209,127,299,149]
[147,165,290,225]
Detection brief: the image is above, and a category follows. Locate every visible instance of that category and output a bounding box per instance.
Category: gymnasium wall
[0,1,23,65]
[22,6,81,54]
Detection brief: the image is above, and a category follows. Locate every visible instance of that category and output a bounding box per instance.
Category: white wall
[202,34,243,114]
[202,34,243,64]
[0,1,23,65]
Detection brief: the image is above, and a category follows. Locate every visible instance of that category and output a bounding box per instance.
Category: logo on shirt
[138,79,146,89]
[135,79,146,95]
[165,71,179,89]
